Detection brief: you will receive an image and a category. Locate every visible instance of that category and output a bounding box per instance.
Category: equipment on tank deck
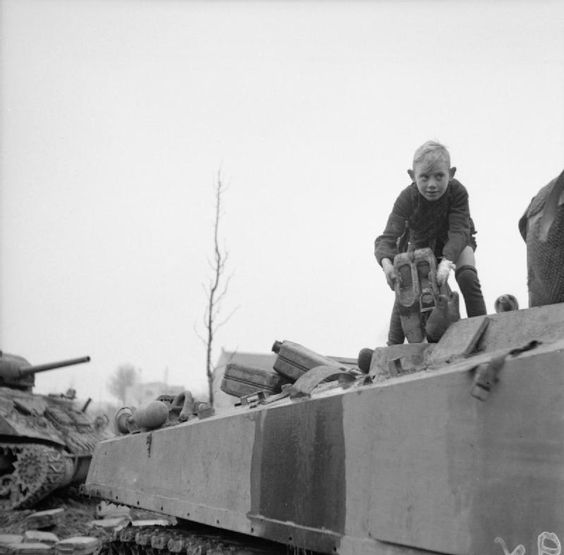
[217,343,358,406]
[394,247,460,343]
[84,302,564,554]
[519,169,564,307]
[494,293,520,313]
[112,392,214,436]
[220,363,290,399]
[271,339,344,381]
[0,352,111,510]
[114,401,170,434]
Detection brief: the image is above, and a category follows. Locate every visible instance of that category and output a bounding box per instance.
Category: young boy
[374,141,487,345]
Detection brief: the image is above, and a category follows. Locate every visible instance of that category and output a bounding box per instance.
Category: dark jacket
[374,179,477,265]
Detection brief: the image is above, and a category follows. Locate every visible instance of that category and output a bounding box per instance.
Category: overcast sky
[1,0,563,402]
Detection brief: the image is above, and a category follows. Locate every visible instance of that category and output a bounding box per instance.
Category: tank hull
[0,386,111,509]
[85,306,564,555]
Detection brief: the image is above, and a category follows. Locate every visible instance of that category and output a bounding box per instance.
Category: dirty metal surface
[85,308,564,555]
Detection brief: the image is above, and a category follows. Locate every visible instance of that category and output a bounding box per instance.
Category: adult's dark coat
[519,169,564,307]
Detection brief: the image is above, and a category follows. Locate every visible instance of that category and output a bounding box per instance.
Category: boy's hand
[381,258,397,290]
[437,258,456,285]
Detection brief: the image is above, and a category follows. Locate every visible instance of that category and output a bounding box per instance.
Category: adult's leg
[454,246,487,317]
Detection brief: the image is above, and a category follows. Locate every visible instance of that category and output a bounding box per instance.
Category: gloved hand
[381,258,397,290]
[436,258,456,286]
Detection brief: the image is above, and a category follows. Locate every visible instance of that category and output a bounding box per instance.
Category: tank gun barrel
[19,356,91,377]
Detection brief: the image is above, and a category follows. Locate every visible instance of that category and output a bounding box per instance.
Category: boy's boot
[455,265,487,317]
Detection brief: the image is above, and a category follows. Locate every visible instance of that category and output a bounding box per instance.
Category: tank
[82,301,564,555]
[0,352,112,510]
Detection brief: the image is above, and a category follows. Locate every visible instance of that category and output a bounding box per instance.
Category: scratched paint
[249,395,346,533]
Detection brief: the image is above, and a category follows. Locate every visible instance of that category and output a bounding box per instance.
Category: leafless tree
[107,363,138,405]
[197,171,236,406]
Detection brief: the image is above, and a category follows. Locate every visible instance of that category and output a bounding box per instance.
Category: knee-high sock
[455,265,487,317]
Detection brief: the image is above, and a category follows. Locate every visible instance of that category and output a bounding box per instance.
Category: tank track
[101,522,297,555]
[0,442,72,510]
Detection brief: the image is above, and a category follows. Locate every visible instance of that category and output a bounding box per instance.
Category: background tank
[84,303,564,555]
[0,351,112,510]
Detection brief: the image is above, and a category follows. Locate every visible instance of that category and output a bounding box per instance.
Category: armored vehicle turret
[0,351,112,510]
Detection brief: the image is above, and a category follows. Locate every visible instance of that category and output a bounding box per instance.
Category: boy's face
[408,156,456,201]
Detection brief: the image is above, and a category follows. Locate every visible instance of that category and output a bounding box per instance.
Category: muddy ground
[0,488,313,554]
[0,486,153,544]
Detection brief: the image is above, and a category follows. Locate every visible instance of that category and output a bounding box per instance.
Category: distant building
[212,348,276,410]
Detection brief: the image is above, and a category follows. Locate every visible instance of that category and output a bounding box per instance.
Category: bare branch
[216,273,235,303]
[194,170,237,407]
[214,306,240,331]
[193,322,207,346]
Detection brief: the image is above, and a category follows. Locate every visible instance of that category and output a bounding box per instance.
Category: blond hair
[413,140,451,168]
